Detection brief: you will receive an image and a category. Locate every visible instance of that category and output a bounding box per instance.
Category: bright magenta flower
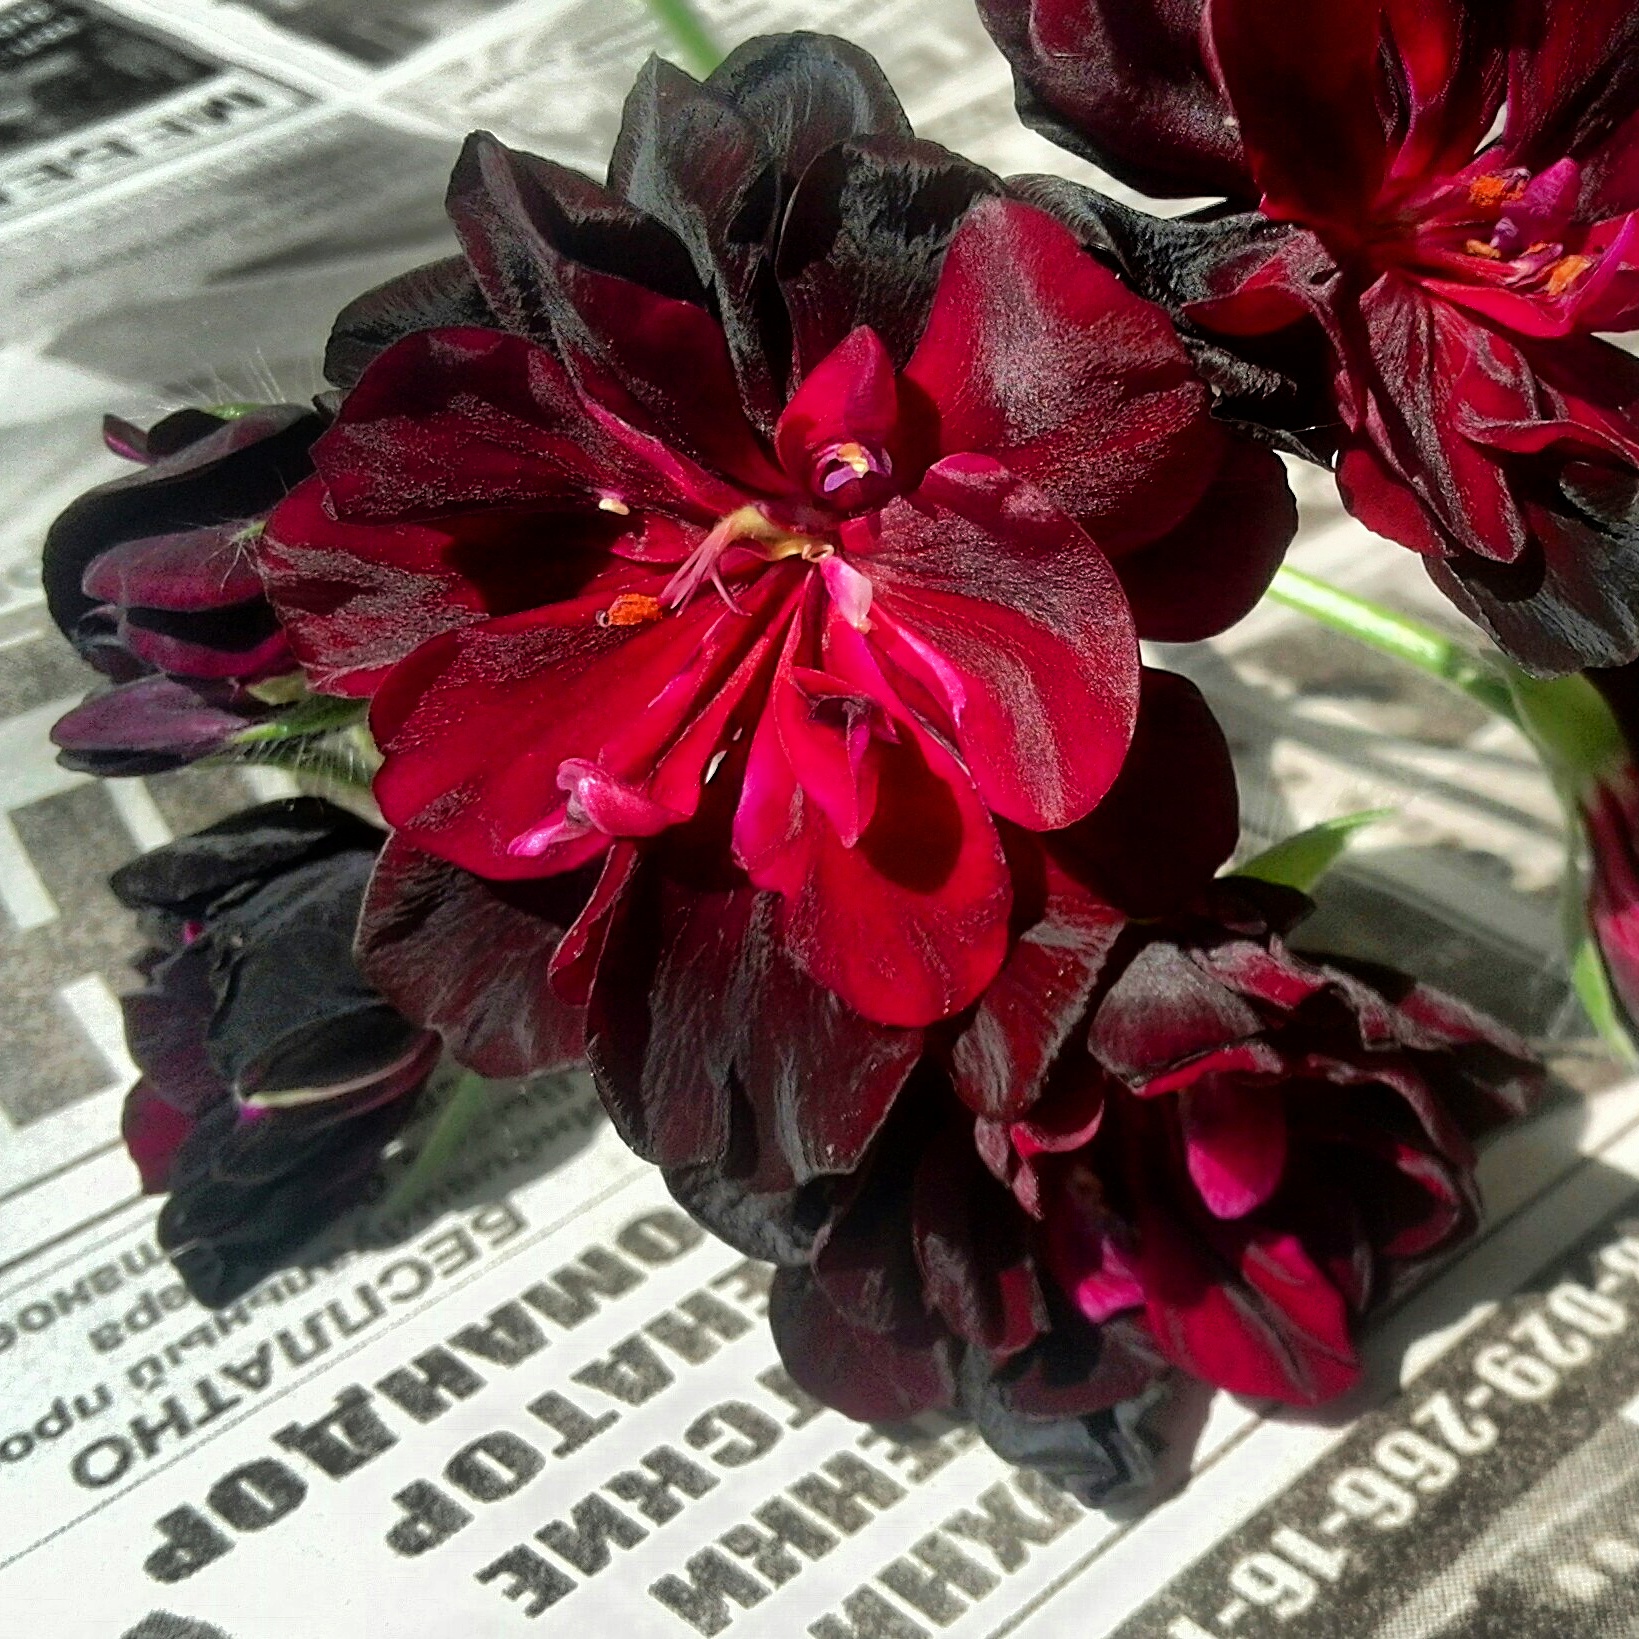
[260,37,1293,1034]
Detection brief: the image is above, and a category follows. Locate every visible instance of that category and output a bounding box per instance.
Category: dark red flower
[44,405,324,774]
[258,36,1295,1050]
[769,877,1539,1465]
[114,798,441,1304]
[986,0,1639,673]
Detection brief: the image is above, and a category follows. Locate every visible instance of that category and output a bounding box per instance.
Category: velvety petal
[372,563,799,879]
[772,325,902,495]
[1111,438,1295,641]
[734,612,1013,1027]
[83,525,264,611]
[664,1165,841,1266]
[948,828,1126,1120]
[447,134,786,491]
[1015,178,1347,460]
[612,33,912,433]
[314,326,740,526]
[114,607,288,683]
[1505,0,1639,174]
[200,850,427,1099]
[44,406,321,648]
[912,1121,1047,1354]
[769,1266,960,1421]
[1054,669,1239,918]
[903,197,1219,548]
[325,255,494,391]
[1090,938,1266,1086]
[121,943,225,1115]
[1341,277,1540,565]
[854,457,1140,831]
[1382,0,1507,183]
[585,862,921,1183]
[1206,0,1391,227]
[111,797,383,915]
[51,675,265,776]
[776,135,1002,374]
[1429,459,1639,673]
[978,0,1250,200]
[257,475,642,697]
[357,838,591,1079]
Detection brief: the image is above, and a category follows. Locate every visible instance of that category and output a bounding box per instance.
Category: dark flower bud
[44,404,324,775]
[114,798,439,1304]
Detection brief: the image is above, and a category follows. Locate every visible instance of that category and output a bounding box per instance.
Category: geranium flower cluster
[43,17,1622,1497]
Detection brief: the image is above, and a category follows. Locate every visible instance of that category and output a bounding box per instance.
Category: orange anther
[1545,254,1593,296]
[1469,174,1526,209]
[598,593,665,628]
[1465,239,1503,260]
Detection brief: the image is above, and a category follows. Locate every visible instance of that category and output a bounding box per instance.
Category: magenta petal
[122,1080,197,1193]
[857,457,1139,832]
[371,563,796,880]
[1179,1079,1288,1217]
[1134,1199,1361,1404]
[774,661,888,849]
[734,614,1013,1028]
[773,326,902,497]
[903,197,1218,546]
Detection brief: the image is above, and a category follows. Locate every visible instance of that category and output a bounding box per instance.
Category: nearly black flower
[766,879,1539,1487]
[44,404,323,774]
[984,0,1639,674]
[115,798,440,1304]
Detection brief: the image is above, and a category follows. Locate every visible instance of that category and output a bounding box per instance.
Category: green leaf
[1570,932,1638,1066]
[1234,809,1394,893]
[1506,671,1627,794]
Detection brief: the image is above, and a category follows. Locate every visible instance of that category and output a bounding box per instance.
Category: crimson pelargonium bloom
[984,0,1639,672]
[259,35,1294,1030]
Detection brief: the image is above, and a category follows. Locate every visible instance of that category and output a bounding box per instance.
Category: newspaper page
[4,0,1639,1633]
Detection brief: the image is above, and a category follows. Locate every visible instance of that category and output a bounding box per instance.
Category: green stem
[1266,566,1520,724]
[641,0,723,76]
[378,1070,492,1218]
[230,696,366,744]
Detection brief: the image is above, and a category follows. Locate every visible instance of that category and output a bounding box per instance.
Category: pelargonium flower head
[984,0,1639,673]
[114,799,442,1304]
[44,404,324,774]
[257,34,1295,1036]
[770,877,1540,1454]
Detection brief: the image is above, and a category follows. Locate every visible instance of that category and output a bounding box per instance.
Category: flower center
[660,504,828,616]
[810,438,894,512]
